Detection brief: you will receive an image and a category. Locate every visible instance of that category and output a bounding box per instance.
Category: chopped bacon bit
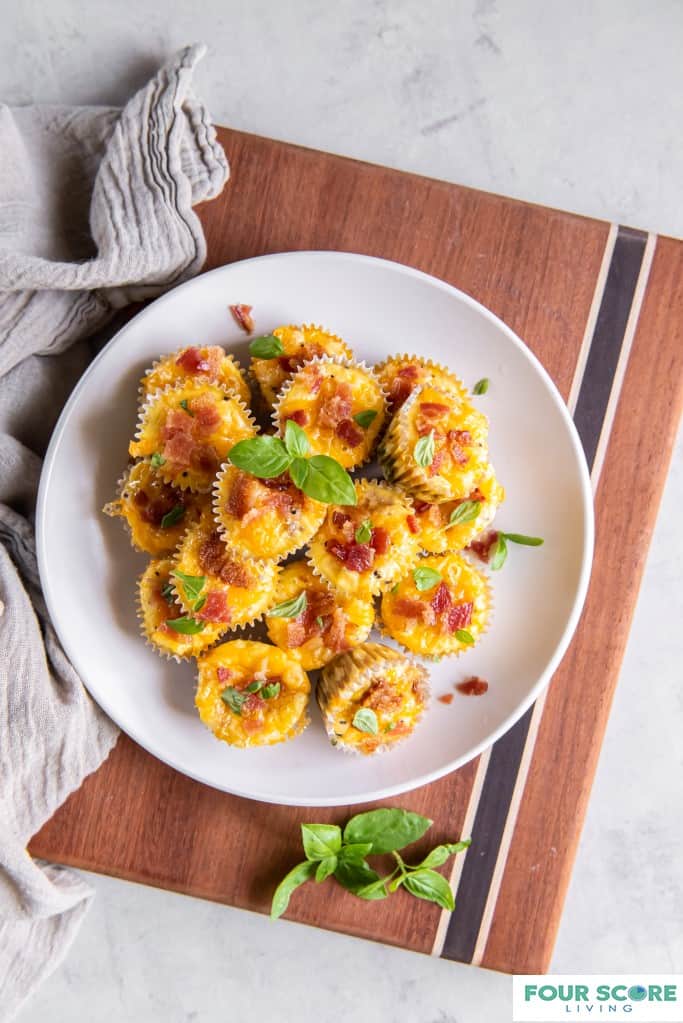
[286,619,308,648]
[335,418,364,447]
[176,346,204,372]
[196,590,231,623]
[332,510,351,529]
[229,304,254,334]
[190,445,220,475]
[262,473,292,491]
[282,409,308,427]
[393,597,436,625]
[325,539,375,572]
[419,401,450,415]
[190,394,222,433]
[176,346,221,376]
[446,602,473,631]
[447,429,470,465]
[428,448,448,477]
[362,679,402,713]
[398,364,420,381]
[227,472,254,519]
[468,487,485,503]
[438,693,454,705]
[217,667,233,683]
[456,676,489,696]
[370,526,390,555]
[278,354,306,374]
[242,693,266,716]
[163,430,195,466]
[307,367,323,394]
[326,607,350,652]
[133,490,149,507]
[414,501,432,514]
[388,364,420,409]
[431,582,452,615]
[218,557,250,588]
[144,495,180,526]
[406,514,419,534]
[198,531,249,586]
[318,382,353,429]
[468,530,499,563]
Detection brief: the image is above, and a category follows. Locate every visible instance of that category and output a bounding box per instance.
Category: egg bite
[195,640,311,748]
[410,464,505,555]
[213,463,326,563]
[307,479,420,598]
[172,509,279,627]
[103,459,209,556]
[379,384,488,503]
[140,345,250,405]
[317,642,429,755]
[129,380,255,493]
[250,323,353,409]
[380,552,491,659]
[138,558,227,660]
[265,562,375,670]
[273,356,386,470]
[374,354,469,414]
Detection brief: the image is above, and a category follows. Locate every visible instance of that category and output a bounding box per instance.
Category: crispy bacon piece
[242,693,266,716]
[414,501,432,514]
[325,539,375,572]
[176,347,205,373]
[406,514,419,534]
[419,401,450,415]
[229,304,254,334]
[467,487,485,503]
[362,678,402,713]
[286,619,308,648]
[318,382,353,429]
[190,445,220,475]
[278,354,306,374]
[326,607,350,651]
[134,483,181,526]
[446,602,473,631]
[393,597,436,625]
[197,590,231,623]
[190,394,222,434]
[161,409,195,465]
[438,693,454,705]
[431,582,452,615]
[456,676,489,696]
[370,526,390,555]
[217,667,233,683]
[227,472,255,519]
[336,418,364,447]
[218,557,250,588]
[262,472,292,492]
[447,429,470,465]
[428,448,448,477]
[198,531,249,587]
[468,530,498,563]
[332,510,351,529]
[388,364,420,410]
[282,409,308,427]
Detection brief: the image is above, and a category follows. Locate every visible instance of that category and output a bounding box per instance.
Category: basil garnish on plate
[473,378,489,395]
[490,531,544,571]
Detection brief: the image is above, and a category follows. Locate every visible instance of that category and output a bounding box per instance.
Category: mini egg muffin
[265,562,375,670]
[173,509,279,627]
[317,642,429,755]
[213,463,326,563]
[129,380,255,493]
[410,464,505,555]
[380,552,491,658]
[379,384,488,503]
[374,354,469,413]
[103,459,209,556]
[140,345,250,405]
[195,640,311,748]
[138,558,227,660]
[307,479,420,598]
[250,324,353,408]
[273,356,386,470]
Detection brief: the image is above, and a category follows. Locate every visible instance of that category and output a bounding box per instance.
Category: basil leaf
[229,435,292,479]
[151,452,166,468]
[413,566,442,591]
[490,532,508,570]
[160,504,185,529]
[165,616,205,634]
[413,430,435,468]
[473,378,489,395]
[353,409,378,429]
[172,570,205,603]
[160,582,175,602]
[455,629,474,645]
[402,868,455,911]
[179,399,193,415]
[448,500,481,527]
[296,455,357,506]
[315,856,337,883]
[354,519,373,544]
[343,808,432,855]
[288,456,309,490]
[352,708,378,735]
[416,840,471,870]
[246,680,263,693]
[337,843,373,864]
[261,682,281,700]
[221,686,247,714]
[270,860,316,920]
[315,615,325,629]
[284,419,310,458]
[334,858,382,895]
[355,877,390,901]
[301,823,343,861]
[267,591,307,619]
[193,595,206,613]
[502,532,544,547]
[250,334,284,359]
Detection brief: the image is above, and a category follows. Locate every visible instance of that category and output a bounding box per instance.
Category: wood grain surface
[29,128,683,972]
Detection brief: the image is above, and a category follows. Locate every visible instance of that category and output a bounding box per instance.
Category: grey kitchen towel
[0,43,228,1020]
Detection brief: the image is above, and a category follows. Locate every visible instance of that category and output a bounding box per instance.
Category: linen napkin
[0,43,228,1020]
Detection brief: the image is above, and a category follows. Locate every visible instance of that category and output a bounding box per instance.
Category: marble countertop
[2,2,681,1019]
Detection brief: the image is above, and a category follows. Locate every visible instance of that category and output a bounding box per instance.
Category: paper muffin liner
[317,641,430,755]
[139,346,251,407]
[374,353,469,414]
[378,384,488,503]
[248,323,354,409]
[377,552,493,660]
[306,478,420,599]
[137,558,228,662]
[271,354,389,471]
[129,380,256,494]
[212,461,327,565]
[170,511,281,630]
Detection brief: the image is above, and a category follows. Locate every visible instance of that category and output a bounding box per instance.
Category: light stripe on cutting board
[434,224,655,963]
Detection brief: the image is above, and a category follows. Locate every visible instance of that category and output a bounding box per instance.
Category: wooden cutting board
[29,127,683,973]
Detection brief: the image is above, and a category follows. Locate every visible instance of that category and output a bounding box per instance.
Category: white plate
[37,251,593,806]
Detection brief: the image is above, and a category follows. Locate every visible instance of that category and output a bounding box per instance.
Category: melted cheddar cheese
[138,558,226,659]
[250,324,353,408]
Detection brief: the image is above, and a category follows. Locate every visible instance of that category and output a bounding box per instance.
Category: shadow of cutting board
[29,127,683,973]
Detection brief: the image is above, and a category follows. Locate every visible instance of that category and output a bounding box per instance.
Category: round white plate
[37,251,593,806]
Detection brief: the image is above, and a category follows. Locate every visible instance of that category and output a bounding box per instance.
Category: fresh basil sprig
[353,409,378,429]
[270,808,471,919]
[354,519,373,544]
[413,566,442,591]
[447,500,481,527]
[267,591,307,619]
[228,428,357,506]
[490,531,544,571]
[249,334,284,359]
[413,430,435,468]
